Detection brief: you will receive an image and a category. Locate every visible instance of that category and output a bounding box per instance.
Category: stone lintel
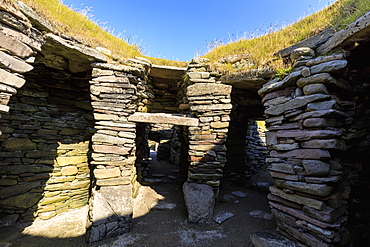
[128,112,199,127]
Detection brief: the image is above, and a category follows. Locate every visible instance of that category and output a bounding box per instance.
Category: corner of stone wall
[259,47,351,246]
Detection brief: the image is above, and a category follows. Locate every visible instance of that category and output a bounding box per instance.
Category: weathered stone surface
[0,32,33,58]
[276,129,342,141]
[61,166,78,176]
[92,145,130,155]
[306,54,345,67]
[0,22,44,51]
[39,196,70,206]
[56,156,88,166]
[310,60,348,75]
[268,163,295,174]
[300,139,346,150]
[270,143,299,151]
[90,185,132,242]
[291,109,348,121]
[2,138,36,151]
[270,149,330,159]
[302,160,330,176]
[258,71,302,96]
[265,94,329,116]
[303,204,347,223]
[273,179,333,197]
[317,11,370,54]
[92,134,133,145]
[94,168,121,179]
[17,1,54,32]
[214,211,235,224]
[187,83,232,96]
[306,100,336,111]
[0,51,33,73]
[128,112,199,126]
[250,230,296,247]
[0,193,42,209]
[190,104,232,111]
[0,181,40,199]
[183,182,214,224]
[270,186,325,210]
[44,180,90,191]
[290,47,315,61]
[1,165,52,174]
[0,178,17,186]
[210,121,229,129]
[44,34,107,63]
[275,29,334,58]
[297,72,352,90]
[96,177,131,186]
[303,83,329,95]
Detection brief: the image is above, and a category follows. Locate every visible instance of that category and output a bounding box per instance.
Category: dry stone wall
[88,61,150,242]
[0,82,93,222]
[259,50,352,246]
[185,58,232,188]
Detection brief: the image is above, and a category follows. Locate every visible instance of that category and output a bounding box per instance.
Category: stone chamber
[0,1,370,246]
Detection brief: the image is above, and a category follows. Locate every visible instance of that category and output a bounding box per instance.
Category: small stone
[61,166,78,176]
[231,191,246,198]
[219,193,235,203]
[94,167,121,179]
[303,83,329,95]
[152,202,176,211]
[214,211,235,224]
[301,67,311,77]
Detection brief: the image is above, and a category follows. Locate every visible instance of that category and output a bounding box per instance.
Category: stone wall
[0,80,93,222]
[245,120,268,174]
[259,50,351,246]
[185,58,232,188]
[88,61,150,242]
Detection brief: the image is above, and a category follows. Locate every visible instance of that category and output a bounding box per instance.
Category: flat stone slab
[250,230,296,247]
[317,11,370,54]
[214,211,235,224]
[128,113,199,126]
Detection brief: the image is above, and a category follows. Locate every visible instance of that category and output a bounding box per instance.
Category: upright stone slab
[183,182,215,224]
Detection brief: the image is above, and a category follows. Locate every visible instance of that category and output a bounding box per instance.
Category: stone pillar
[184,58,232,189]
[259,52,351,246]
[88,62,149,242]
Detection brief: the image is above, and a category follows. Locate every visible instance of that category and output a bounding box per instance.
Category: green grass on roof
[19,0,187,67]
[203,0,370,71]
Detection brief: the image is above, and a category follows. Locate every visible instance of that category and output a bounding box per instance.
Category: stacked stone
[245,120,268,173]
[0,2,45,131]
[0,82,93,223]
[259,49,351,246]
[88,61,150,242]
[185,58,232,188]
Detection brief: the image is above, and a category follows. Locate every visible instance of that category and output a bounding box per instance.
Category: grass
[17,0,187,67]
[7,0,370,70]
[203,0,370,71]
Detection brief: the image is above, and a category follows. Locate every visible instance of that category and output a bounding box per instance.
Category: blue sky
[61,0,335,62]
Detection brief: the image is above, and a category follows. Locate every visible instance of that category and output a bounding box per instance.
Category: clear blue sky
[61,0,335,61]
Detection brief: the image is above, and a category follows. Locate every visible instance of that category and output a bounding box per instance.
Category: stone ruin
[0,1,370,246]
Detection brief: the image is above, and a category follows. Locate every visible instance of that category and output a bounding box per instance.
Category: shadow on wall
[224,87,268,186]
[0,65,94,243]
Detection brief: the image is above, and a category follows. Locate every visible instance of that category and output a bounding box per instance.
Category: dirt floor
[0,152,276,247]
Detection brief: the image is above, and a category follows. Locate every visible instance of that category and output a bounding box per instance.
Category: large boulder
[183,182,215,224]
